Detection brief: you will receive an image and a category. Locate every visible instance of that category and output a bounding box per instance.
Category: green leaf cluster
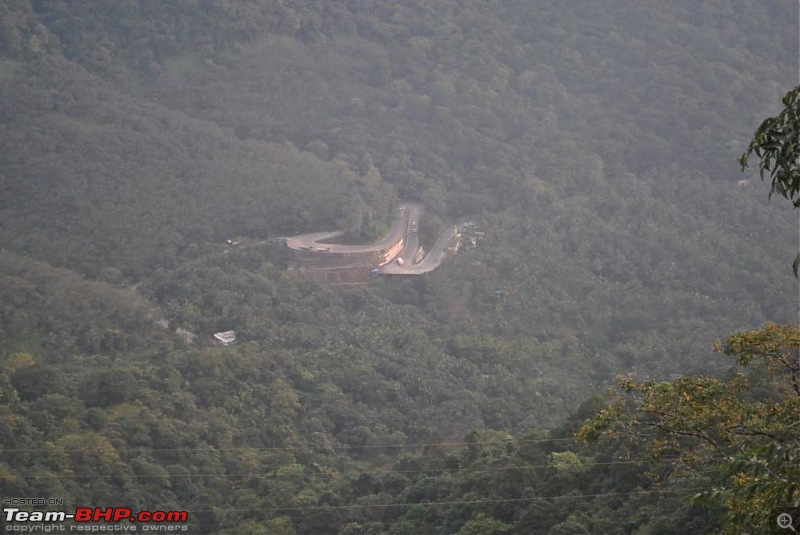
[741,86,800,207]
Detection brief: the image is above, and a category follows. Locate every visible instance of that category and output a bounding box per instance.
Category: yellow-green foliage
[579,323,800,533]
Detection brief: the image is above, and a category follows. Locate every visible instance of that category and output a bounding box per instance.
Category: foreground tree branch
[577,323,800,534]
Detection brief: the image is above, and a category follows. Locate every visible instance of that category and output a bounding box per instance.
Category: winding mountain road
[285,203,456,275]
[380,223,457,275]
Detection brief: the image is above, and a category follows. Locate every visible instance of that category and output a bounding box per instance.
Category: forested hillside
[0,1,797,533]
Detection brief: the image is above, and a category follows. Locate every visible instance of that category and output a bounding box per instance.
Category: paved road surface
[286,203,421,254]
[381,225,456,275]
[286,203,455,275]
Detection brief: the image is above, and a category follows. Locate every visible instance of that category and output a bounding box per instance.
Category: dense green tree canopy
[0,1,797,533]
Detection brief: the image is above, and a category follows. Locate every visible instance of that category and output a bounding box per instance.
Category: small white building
[213,330,237,346]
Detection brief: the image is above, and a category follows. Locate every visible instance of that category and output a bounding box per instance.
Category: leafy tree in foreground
[740,84,800,275]
[577,322,800,533]
[740,85,800,208]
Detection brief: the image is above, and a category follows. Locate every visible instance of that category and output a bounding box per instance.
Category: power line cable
[2,434,654,454]
[177,487,706,515]
[12,458,672,479]
[1,437,569,453]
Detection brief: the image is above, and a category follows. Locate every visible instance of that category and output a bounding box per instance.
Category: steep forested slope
[0,56,391,279]
[0,1,797,533]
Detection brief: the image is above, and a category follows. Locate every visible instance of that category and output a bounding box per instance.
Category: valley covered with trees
[0,1,798,533]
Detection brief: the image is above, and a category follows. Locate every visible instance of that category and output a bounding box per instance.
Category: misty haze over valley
[0,2,798,533]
